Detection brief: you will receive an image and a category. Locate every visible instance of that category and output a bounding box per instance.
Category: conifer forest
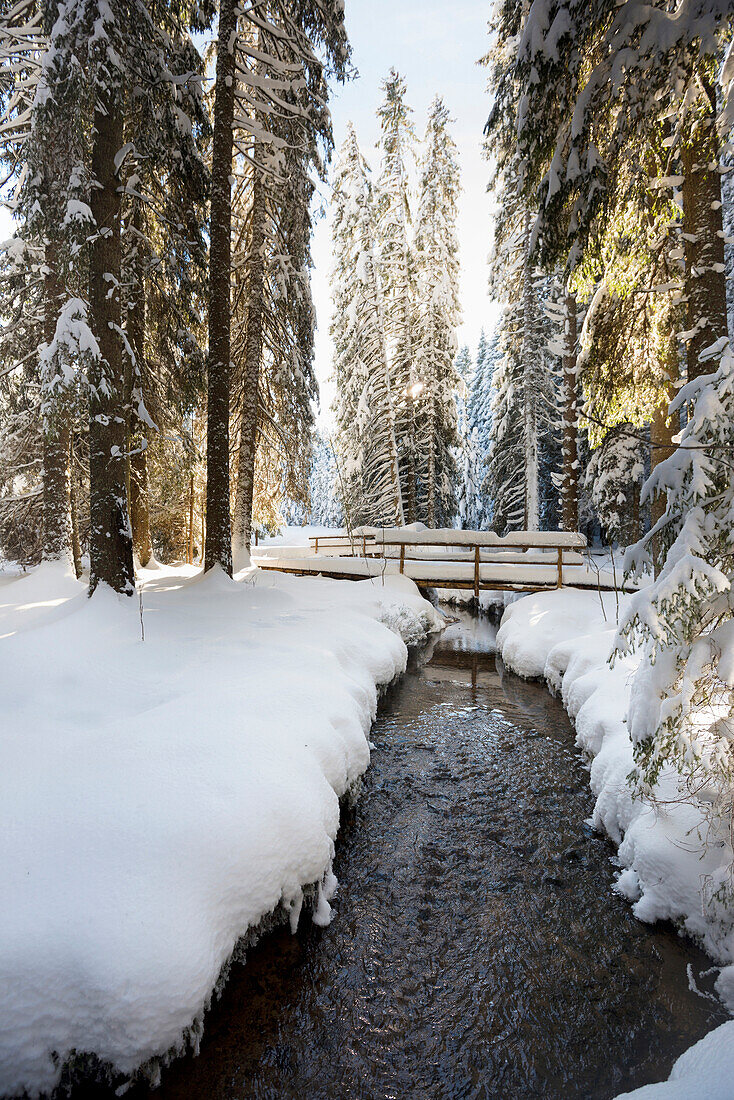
[2,3,734,1099]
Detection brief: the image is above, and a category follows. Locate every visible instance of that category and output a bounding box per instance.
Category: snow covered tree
[488,0,734,859]
[308,433,343,527]
[465,329,497,528]
[330,123,403,527]
[560,290,580,531]
[375,70,418,521]
[617,348,734,877]
[454,346,474,528]
[228,3,349,567]
[485,152,562,532]
[583,423,644,546]
[0,0,212,581]
[412,96,461,527]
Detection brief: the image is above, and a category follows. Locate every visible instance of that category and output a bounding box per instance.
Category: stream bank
[109,611,727,1100]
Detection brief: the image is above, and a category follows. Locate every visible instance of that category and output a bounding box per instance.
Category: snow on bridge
[253,527,629,595]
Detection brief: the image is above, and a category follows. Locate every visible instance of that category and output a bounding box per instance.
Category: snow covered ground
[0,560,442,1097]
[496,588,734,1098]
[614,1020,734,1099]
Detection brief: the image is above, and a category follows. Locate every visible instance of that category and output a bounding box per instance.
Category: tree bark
[69,435,82,578]
[204,0,236,575]
[650,338,678,574]
[41,240,74,565]
[232,148,266,571]
[425,348,436,527]
[561,290,579,532]
[129,446,152,567]
[126,227,153,568]
[402,414,418,525]
[88,92,135,594]
[681,72,728,382]
[521,214,539,531]
[188,472,195,565]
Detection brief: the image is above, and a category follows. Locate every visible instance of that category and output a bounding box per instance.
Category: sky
[311,0,501,426]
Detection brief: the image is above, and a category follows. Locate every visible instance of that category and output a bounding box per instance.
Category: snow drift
[496,588,734,1097]
[0,562,442,1097]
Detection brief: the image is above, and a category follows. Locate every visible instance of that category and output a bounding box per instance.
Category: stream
[131,611,725,1099]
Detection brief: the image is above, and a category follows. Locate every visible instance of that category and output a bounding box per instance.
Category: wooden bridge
[253,527,626,596]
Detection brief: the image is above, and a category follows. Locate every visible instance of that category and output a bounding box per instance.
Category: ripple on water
[121,611,725,1100]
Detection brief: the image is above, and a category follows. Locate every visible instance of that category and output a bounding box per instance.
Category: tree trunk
[681,72,728,382]
[561,289,579,532]
[650,338,678,574]
[521,215,539,531]
[126,228,153,569]
[41,241,74,565]
[232,149,266,571]
[380,348,405,527]
[129,447,152,567]
[402,419,418,525]
[88,92,134,595]
[69,435,82,578]
[188,472,195,565]
[204,0,236,575]
[426,397,436,528]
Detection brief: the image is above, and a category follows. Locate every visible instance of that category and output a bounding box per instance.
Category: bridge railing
[308,528,587,596]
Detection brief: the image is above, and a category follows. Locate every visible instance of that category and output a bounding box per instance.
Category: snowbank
[0,562,442,1097]
[614,1021,734,1099]
[496,588,734,1096]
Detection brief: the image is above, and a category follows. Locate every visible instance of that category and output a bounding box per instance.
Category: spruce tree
[375,70,417,522]
[205,0,236,575]
[466,330,498,529]
[412,97,461,527]
[330,124,404,527]
[230,1,349,568]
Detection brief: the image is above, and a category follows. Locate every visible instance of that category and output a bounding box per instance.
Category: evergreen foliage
[485,0,734,856]
[330,123,403,527]
[412,96,461,527]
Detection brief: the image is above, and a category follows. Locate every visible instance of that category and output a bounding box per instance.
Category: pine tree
[330,124,404,526]
[583,423,644,546]
[618,349,734,840]
[308,433,343,527]
[0,0,212,582]
[454,345,473,528]
[229,1,349,568]
[412,96,461,527]
[375,70,417,522]
[464,330,495,528]
[486,152,561,532]
[205,0,236,575]
[561,290,580,531]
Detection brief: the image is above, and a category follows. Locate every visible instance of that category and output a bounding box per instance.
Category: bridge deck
[253,529,627,594]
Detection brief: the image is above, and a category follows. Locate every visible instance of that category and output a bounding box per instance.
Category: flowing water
[131,612,725,1100]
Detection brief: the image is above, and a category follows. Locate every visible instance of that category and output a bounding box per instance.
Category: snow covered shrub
[618,349,734,888]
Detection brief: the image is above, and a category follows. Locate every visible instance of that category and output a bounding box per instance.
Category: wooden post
[254,529,258,546]
[314,537,319,555]
[400,544,405,574]
[557,546,563,588]
[474,544,480,603]
[362,534,366,556]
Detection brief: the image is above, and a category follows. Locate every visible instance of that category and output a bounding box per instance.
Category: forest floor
[0,558,441,1097]
[495,586,734,1098]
